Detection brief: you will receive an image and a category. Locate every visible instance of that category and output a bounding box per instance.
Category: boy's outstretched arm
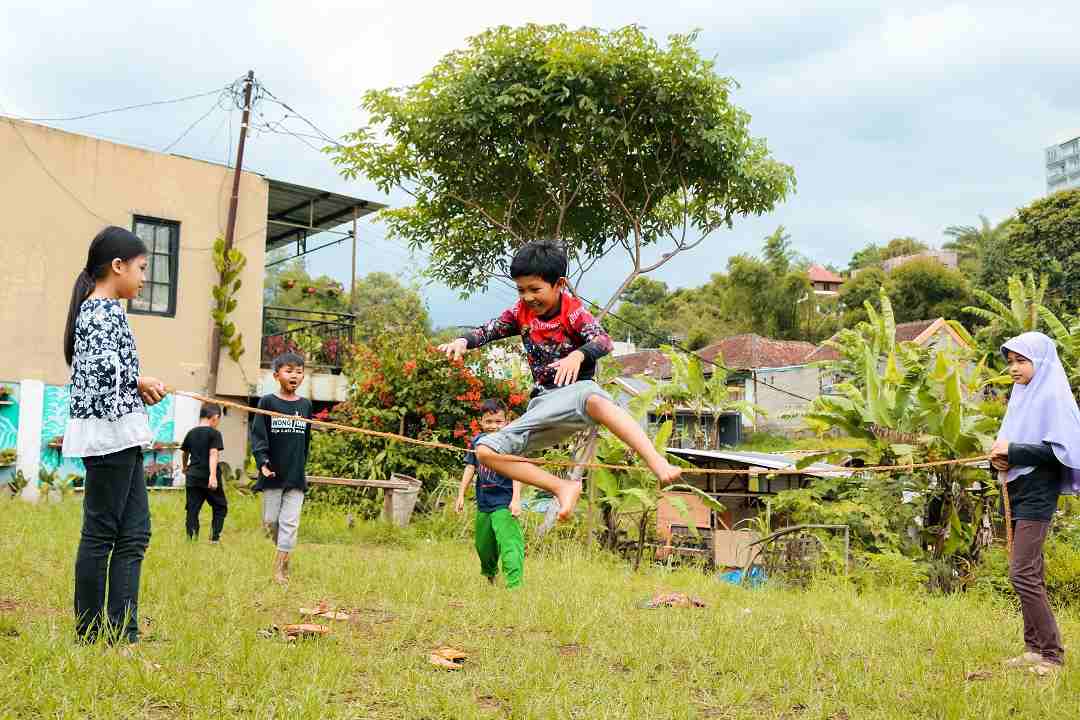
[438,306,521,360]
[455,465,475,514]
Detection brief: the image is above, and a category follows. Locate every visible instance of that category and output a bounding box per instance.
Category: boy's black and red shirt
[461,292,613,390]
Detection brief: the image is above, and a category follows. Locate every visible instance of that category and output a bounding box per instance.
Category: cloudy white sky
[3,1,1079,328]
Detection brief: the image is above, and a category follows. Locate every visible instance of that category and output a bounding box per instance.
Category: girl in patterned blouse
[63,226,167,646]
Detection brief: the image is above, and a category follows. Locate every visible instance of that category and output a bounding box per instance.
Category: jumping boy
[438,241,680,520]
[250,352,312,584]
[455,399,524,588]
[180,403,227,542]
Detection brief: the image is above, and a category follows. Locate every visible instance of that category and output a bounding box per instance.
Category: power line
[8,85,233,123]
[257,84,343,147]
[162,91,226,153]
[2,103,117,226]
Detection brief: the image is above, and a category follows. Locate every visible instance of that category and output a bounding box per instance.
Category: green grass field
[0,493,1077,719]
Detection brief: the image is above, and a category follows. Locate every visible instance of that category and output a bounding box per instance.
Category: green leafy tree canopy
[333,24,794,312]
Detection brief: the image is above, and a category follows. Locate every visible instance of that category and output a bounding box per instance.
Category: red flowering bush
[307,332,529,493]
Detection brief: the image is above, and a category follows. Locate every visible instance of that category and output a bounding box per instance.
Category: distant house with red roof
[611,320,974,441]
[611,334,822,436]
[807,264,845,295]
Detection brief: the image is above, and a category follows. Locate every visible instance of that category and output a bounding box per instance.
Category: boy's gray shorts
[474,380,613,457]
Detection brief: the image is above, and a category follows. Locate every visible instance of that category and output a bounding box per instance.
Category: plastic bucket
[385,473,421,527]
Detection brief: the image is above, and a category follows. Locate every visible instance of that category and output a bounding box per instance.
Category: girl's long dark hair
[64,226,148,365]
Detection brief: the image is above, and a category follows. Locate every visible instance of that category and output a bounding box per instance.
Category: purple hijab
[998,332,1080,494]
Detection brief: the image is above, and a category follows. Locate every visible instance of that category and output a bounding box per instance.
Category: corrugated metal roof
[265,178,387,251]
[666,447,851,477]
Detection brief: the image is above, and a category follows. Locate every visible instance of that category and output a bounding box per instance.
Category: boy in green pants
[455,399,524,588]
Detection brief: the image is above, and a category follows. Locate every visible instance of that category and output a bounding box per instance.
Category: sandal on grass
[1029,662,1062,678]
[1005,651,1043,668]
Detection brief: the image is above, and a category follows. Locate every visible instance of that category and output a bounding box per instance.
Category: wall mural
[40,385,175,482]
[0,381,18,483]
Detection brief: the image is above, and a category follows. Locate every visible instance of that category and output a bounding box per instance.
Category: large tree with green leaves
[332,24,794,313]
[886,258,971,324]
[838,266,886,326]
[848,237,929,271]
[976,188,1080,311]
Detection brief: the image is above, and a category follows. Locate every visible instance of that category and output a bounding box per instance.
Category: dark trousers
[185,485,228,540]
[74,447,151,644]
[1010,520,1064,665]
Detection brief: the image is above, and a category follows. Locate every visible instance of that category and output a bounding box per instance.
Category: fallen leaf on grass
[638,591,707,609]
[300,601,351,622]
[476,695,504,713]
[447,600,466,609]
[0,599,19,612]
[283,623,331,640]
[965,670,994,682]
[558,643,584,657]
[428,646,468,670]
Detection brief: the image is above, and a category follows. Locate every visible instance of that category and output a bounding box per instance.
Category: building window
[130,217,179,317]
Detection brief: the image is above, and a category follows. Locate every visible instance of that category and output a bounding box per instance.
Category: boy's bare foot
[555,481,582,521]
[273,551,289,585]
[653,461,681,486]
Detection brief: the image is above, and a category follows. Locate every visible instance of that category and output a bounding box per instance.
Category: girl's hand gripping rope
[138,376,167,406]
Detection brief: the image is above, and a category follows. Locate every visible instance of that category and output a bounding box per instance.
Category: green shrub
[970,537,1080,607]
[852,551,929,593]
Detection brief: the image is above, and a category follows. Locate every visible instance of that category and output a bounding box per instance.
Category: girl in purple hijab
[989,332,1080,676]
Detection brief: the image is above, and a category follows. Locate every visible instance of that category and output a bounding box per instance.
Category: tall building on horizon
[1046,135,1080,195]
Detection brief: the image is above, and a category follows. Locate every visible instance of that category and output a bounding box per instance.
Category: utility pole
[207,70,255,397]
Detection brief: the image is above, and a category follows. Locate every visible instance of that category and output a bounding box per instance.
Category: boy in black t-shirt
[250,352,313,584]
[181,403,227,542]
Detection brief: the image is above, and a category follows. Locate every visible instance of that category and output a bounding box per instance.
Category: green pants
[475,508,524,588]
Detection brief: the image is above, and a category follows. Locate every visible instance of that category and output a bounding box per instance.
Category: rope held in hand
[1000,470,1013,558]
[173,389,992,478]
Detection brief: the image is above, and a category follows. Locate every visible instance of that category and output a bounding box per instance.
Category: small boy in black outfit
[181,403,227,542]
[250,352,313,584]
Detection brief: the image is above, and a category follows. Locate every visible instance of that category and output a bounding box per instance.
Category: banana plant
[795,289,1001,578]
[1038,308,1080,397]
[655,345,762,447]
[963,272,1047,335]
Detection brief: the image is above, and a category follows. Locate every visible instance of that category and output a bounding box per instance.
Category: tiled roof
[807,264,845,284]
[697,334,817,370]
[806,319,945,363]
[614,335,817,379]
[611,349,672,378]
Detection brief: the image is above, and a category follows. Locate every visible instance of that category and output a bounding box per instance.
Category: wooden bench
[307,473,421,527]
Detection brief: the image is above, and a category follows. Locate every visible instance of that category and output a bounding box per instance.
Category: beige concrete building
[0,119,381,473]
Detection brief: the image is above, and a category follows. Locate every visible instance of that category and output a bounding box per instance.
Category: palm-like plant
[943,214,1011,272]
[656,347,760,446]
[963,271,1046,336]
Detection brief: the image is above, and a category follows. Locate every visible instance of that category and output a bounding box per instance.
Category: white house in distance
[807,265,845,295]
